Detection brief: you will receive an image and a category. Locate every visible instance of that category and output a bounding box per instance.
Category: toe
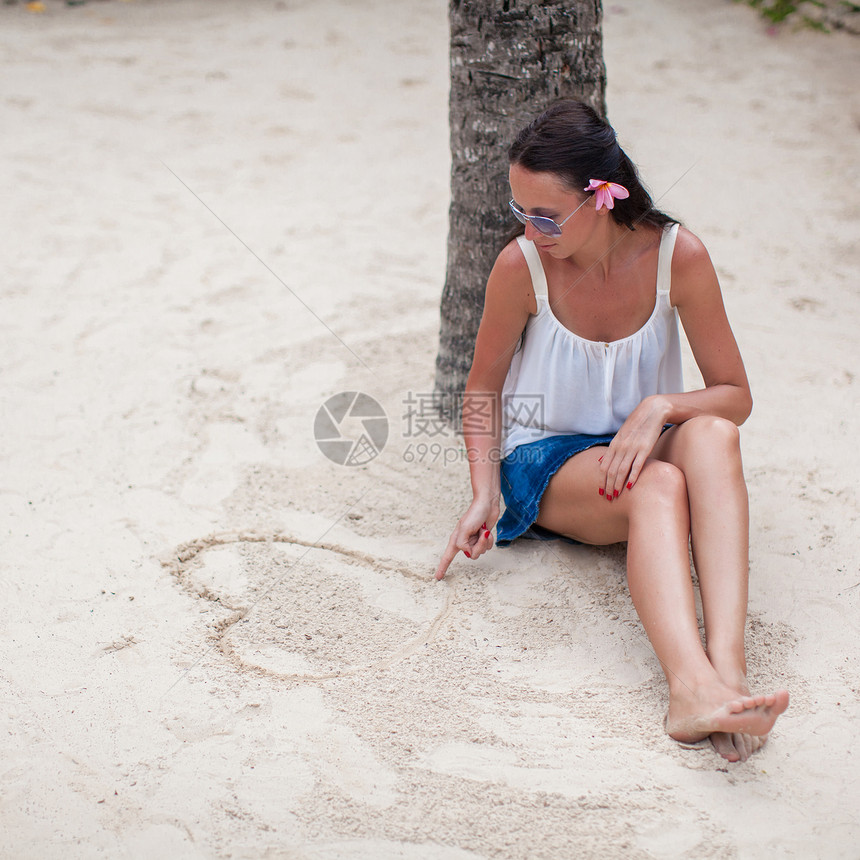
[727,699,745,714]
[711,732,740,762]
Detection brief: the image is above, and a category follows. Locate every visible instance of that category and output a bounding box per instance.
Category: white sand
[2,0,858,857]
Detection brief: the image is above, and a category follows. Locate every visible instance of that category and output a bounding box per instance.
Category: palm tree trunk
[435,0,606,425]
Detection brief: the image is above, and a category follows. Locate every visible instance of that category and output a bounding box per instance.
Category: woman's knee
[672,416,743,473]
[683,415,741,450]
[633,460,688,508]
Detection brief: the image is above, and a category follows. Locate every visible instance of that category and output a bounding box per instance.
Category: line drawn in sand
[162,531,454,684]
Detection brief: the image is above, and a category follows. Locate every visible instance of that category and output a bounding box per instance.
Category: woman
[435,101,788,763]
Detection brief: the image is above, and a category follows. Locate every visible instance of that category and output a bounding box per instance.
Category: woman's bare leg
[650,416,781,760]
[536,446,788,754]
[651,417,748,682]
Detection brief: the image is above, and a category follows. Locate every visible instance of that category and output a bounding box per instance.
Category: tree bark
[434,0,606,425]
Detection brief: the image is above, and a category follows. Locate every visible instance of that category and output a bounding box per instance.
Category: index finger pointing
[434,539,460,581]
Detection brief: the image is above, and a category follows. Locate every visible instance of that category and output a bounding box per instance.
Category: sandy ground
[2,0,859,857]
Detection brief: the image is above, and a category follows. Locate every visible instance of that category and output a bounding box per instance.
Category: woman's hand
[599,395,670,501]
[434,496,500,580]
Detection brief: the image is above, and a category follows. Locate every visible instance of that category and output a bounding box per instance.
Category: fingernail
[463,550,471,558]
[627,482,633,490]
[598,488,604,496]
[483,530,491,539]
[598,456,604,463]
[613,489,619,498]
[607,495,613,502]
[482,522,487,529]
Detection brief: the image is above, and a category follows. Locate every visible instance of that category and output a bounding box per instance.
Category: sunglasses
[508,196,589,237]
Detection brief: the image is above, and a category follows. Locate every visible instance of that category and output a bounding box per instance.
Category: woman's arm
[600,227,753,499]
[434,241,535,580]
[660,226,752,423]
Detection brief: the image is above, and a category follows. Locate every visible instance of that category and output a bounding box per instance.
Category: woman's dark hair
[508,100,677,232]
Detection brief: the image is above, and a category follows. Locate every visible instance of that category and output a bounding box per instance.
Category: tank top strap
[515,235,548,299]
[656,222,680,296]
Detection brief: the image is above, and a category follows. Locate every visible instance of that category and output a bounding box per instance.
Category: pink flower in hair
[585,179,630,211]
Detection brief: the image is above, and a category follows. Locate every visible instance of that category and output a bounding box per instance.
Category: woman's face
[508,163,592,254]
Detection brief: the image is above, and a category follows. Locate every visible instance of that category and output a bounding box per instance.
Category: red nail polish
[463,550,471,558]
[484,530,491,539]
[607,495,613,502]
[598,456,604,463]
[482,522,487,529]
[598,488,604,496]
[613,489,619,498]
[627,482,633,490]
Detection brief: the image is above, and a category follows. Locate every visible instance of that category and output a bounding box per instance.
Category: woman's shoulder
[672,224,713,275]
[671,225,711,265]
[669,225,720,306]
[493,236,531,278]
[486,237,537,312]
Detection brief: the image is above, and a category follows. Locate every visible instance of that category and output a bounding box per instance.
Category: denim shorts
[495,432,616,546]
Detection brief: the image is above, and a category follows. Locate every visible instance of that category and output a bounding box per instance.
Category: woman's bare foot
[706,670,770,762]
[665,682,789,750]
[710,730,767,762]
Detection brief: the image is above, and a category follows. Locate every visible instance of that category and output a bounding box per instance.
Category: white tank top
[501,223,684,457]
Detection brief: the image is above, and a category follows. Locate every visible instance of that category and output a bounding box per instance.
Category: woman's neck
[566,218,636,278]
